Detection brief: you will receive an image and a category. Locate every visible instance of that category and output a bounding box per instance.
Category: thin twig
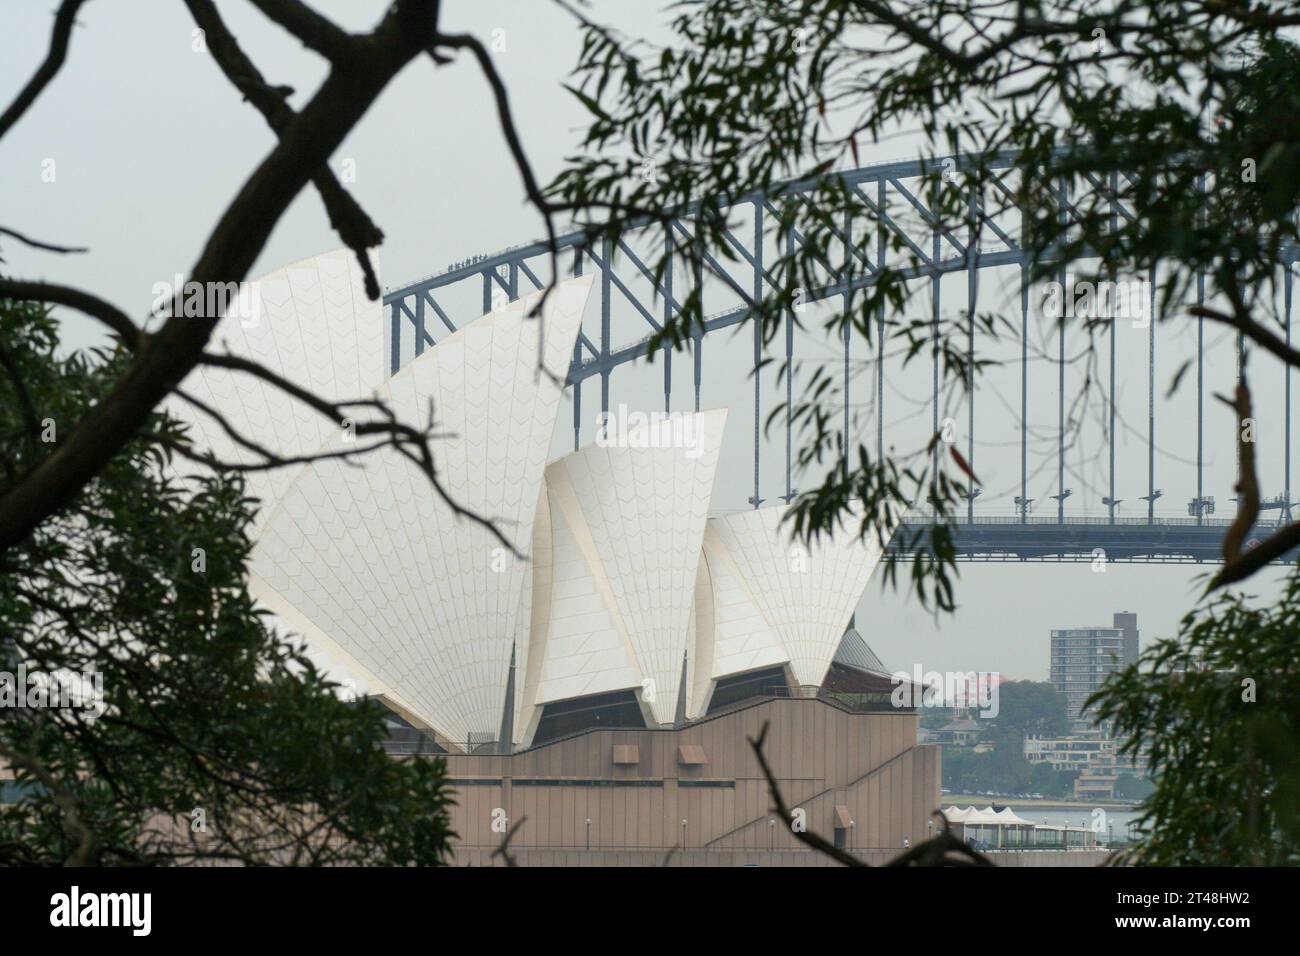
[0,225,87,255]
[183,0,383,297]
[748,721,867,866]
[491,816,527,867]
[0,0,90,141]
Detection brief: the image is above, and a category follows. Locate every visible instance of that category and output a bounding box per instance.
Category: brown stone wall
[438,697,940,860]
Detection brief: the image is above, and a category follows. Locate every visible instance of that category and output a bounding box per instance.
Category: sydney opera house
[178,249,940,865]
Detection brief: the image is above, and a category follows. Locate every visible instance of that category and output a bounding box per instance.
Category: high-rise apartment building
[1113,611,1139,667]
[1050,612,1139,722]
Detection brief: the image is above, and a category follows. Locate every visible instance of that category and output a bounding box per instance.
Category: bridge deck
[889,516,1300,564]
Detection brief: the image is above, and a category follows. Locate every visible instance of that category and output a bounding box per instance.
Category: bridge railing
[899,511,1237,527]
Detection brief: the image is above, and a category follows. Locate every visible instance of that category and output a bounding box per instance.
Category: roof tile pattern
[698,525,789,681]
[531,410,727,725]
[248,270,591,745]
[705,506,885,689]
[175,249,385,537]
[173,250,896,748]
[523,481,642,710]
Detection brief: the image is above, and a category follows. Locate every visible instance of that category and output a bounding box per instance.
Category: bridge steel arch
[382,151,1300,565]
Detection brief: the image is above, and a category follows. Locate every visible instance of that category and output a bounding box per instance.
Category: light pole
[585,817,591,851]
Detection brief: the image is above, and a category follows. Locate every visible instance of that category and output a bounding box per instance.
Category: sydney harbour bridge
[383,151,1300,566]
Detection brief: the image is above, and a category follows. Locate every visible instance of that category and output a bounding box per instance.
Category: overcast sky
[1,0,1290,684]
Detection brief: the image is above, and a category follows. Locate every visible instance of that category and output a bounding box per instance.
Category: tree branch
[1212,520,1300,588]
[750,720,993,867]
[1211,377,1297,589]
[0,0,89,141]
[1218,381,1258,569]
[0,338,40,450]
[432,30,560,341]
[1190,303,1300,369]
[198,351,524,556]
[0,2,437,555]
[172,386,393,473]
[1192,299,1300,588]
[0,278,141,349]
[184,0,383,297]
[244,0,354,61]
[884,811,993,867]
[0,225,87,256]
[748,721,867,866]
[491,815,527,867]
[433,32,555,259]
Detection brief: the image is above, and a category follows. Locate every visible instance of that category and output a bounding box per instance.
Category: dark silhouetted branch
[0,0,89,141]
[1212,379,1299,589]
[1218,381,1259,570]
[199,350,523,556]
[751,720,995,867]
[1190,304,1300,370]
[431,30,560,357]
[0,1,437,555]
[748,720,868,866]
[885,812,993,867]
[491,816,527,867]
[0,278,141,349]
[0,225,87,255]
[184,0,383,297]
[244,0,354,60]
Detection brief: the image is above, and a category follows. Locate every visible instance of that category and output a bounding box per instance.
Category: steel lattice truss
[383,151,1300,564]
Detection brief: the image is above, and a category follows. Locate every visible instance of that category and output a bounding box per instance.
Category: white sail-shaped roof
[704,504,885,690]
[250,275,592,746]
[517,476,644,729]
[173,248,386,537]
[523,409,728,727]
[165,248,907,746]
[697,524,789,680]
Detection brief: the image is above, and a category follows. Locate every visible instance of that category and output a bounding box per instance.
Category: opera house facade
[178,250,940,864]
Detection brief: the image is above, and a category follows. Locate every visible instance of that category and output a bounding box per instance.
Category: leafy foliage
[939,682,1071,795]
[0,301,454,865]
[996,680,1069,739]
[550,0,1300,605]
[943,746,1076,799]
[1090,572,1300,865]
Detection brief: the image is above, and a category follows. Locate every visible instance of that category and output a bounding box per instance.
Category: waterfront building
[1024,732,1151,799]
[175,250,940,863]
[1050,612,1139,723]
